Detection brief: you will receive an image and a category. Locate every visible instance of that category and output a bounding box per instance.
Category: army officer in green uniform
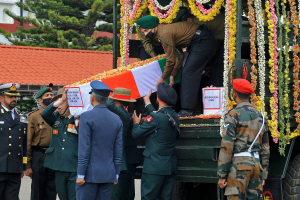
[132,83,180,200]
[107,88,141,200]
[41,88,78,200]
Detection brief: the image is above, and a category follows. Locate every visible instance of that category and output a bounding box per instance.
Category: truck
[113,0,300,199]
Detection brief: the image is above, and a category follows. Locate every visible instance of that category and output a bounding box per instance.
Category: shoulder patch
[144,115,153,123]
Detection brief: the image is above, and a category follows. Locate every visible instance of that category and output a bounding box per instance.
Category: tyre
[283,154,300,200]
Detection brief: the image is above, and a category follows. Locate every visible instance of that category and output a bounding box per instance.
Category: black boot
[178,109,194,117]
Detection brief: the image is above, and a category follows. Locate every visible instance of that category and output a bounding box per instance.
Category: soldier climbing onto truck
[217,79,270,200]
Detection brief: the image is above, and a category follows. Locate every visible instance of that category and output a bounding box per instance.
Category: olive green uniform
[132,104,179,200]
[107,99,141,200]
[217,102,270,200]
[41,102,78,200]
[27,107,56,200]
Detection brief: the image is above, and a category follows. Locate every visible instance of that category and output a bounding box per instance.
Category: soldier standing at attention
[26,84,57,200]
[76,81,123,200]
[217,79,270,200]
[132,83,180,200]
[41,88,78,200]
[136,15,217,117]
[107,88,141,200]
[0,83,27,200]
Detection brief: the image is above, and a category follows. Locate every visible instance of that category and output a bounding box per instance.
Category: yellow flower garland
[148,0,181,24]
[188,0,224,22]
[127,0,148,25]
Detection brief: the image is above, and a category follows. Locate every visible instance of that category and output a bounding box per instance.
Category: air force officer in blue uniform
[76,81,123,200]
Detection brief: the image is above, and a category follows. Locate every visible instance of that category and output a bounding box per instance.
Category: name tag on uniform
[67,124,77,134]
[0,121,4,124]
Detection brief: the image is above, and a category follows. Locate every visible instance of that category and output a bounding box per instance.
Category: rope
[158,37,181,60]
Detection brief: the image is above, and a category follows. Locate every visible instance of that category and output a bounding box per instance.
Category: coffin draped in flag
[67,55,182,115]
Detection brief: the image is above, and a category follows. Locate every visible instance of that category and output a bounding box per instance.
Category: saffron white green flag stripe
[69,57,182,115]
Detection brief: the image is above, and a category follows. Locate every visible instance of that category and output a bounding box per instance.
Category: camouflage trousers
[225,156,264,200]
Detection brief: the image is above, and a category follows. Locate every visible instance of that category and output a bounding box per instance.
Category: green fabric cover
[35,87,51,99]
[158,58,182,84]
[136,15,159,29]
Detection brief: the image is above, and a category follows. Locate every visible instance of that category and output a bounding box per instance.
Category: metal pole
[112,0,118,69]
[20,0,23,41]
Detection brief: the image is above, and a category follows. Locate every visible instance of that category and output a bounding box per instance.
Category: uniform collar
[158,106,171,111]
[1,104,15,113]
[94,104,107,109]
[236,102,251,108]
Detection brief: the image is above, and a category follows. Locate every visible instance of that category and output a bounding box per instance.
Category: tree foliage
[0,0,121,51]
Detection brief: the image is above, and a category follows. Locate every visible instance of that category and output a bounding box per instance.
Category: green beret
[35,87,52,99]
[136,15,159,29]
[174,7,189,22]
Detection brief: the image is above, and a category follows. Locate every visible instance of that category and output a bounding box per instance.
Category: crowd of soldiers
[0,78,269,200]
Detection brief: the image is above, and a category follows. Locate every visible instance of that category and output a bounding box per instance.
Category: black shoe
[178,110,194,117]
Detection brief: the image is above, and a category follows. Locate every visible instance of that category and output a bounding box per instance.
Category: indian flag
[68,56,182,115]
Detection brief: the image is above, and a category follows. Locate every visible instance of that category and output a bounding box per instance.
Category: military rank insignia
[144,116,153,123]
[67,124,77,134]
[20,116,28,124]
[1,109,4,114]
[53,129,58,135]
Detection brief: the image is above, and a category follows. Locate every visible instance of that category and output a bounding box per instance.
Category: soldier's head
[232,79,254,104]
[0,83,20,110]
[89,81,112,107]
[136,15,159,39]
[110,88,136,108]
[36,83,54,107]
[157,83,177,108]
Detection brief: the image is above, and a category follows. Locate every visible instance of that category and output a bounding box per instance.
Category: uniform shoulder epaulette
[27,108,39,117]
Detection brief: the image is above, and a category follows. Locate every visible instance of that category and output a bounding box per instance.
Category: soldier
[217,79,270,200]
[0,83,27,200]
[41,88,78,200]
[132,83,180,200]
[26,85,57,200]
[76,81,123,200]
[136,15,217,117]
[107,88,141,200]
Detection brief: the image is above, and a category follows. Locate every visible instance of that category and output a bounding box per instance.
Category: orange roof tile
[0,45,123,86]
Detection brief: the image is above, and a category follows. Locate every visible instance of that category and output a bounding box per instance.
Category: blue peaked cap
[89,81,112,97]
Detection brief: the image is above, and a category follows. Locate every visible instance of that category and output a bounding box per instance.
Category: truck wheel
[283,154,300,200]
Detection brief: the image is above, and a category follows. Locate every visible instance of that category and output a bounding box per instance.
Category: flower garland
[127,0,148,25]
[277,0,287,155]
[188,0,224,22]
[148,0,181,23]
[254,0,266,114]
[265,0,279,142]
[153,0,174,10]
[289,0,300,139]
[248,0,258,108]
[120,0,130,66]
[195,0,211,4]
[220,0,236,135]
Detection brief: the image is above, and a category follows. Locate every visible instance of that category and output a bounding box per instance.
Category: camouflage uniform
[217,102,270,200]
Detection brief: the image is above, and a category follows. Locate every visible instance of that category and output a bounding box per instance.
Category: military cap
[35,83,53,99]
[89,81,112,97]
[157,83,177,106]
[136,15,159,30]
[233,79,254,94]
[174,7,189,22]
[110,88,136,102]
[50,88,64,103]
[0,83,20,96]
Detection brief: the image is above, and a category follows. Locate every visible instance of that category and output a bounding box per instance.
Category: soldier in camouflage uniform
[217,79,270,200]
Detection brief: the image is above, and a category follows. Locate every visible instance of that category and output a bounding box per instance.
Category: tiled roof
[0,45,118,86]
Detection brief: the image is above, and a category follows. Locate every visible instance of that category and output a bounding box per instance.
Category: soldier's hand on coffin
[169,76,174,87]
[132,110,142,125]
[21,171,26,178]
[156,78,166,88]
[218,178,227,189]
[143,89,152,105]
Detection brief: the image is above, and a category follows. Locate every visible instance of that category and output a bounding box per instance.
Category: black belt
[32,146,48,153]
